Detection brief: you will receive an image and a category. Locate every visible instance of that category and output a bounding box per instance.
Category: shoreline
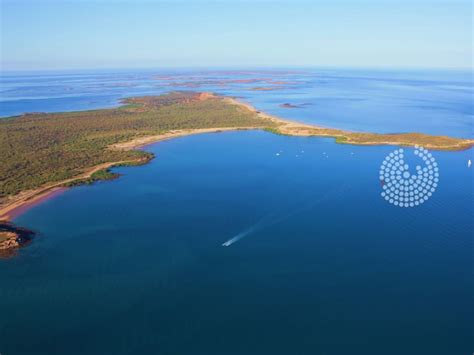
[1,93,473,223]
[0,221,35,258]
[2,187,67,221]
[0,127,257,222]
[225,96,474,151]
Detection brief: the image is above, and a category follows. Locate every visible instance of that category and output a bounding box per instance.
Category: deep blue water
[1,131,473,355]
[1,68,473,137]
[0,69,473,354]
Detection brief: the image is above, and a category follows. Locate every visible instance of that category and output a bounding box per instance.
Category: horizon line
[1,64,473,74]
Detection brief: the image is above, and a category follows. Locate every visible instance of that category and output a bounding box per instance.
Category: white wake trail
[221,218,269,247]
[221,229,252,246]
[221,184,350,247]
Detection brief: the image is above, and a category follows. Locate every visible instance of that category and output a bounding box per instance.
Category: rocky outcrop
[0,222,34,254]
[0,231,21,250]
[279,103,300,109]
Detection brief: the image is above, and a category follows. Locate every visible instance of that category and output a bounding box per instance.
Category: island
[279,103,302,109]
[0,91,473,252]
[249,86,284,91]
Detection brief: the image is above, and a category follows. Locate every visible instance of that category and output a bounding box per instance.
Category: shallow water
[1,68,473,137]
[1,131,473,355]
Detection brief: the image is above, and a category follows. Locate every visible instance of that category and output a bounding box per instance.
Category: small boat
[468,159,472,168]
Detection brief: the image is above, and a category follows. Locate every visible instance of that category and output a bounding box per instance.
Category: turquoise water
[1,131,473,355]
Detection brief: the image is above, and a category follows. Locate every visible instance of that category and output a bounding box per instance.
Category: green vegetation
[63,169,119,187]
[0,92,275,197]
[278,126,474,151]
[335,131,474,150]
[1,91,472,201]
[334,136,348,144]
[263,127,282,135]
[63,155,154,187]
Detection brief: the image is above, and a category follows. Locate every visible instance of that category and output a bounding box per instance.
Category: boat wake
[222,184,349,247]
[222,228,255,246]
[222,216,271,247]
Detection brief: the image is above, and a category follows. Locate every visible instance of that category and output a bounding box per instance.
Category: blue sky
[1,0,472,70]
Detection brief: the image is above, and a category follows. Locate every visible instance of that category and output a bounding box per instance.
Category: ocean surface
[1,68,473,138]
[0,69,473,355]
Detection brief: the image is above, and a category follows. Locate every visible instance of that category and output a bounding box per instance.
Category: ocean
[1,68,473,138]
[0,69,473,355]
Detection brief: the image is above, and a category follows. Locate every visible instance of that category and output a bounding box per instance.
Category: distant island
[279,103,302,108]
[0,91,473,251]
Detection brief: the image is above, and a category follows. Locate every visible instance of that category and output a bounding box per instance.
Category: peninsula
[1,91,473,234]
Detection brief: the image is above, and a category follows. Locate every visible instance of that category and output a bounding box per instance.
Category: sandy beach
[0,126,257,221]
[1,94,473,222]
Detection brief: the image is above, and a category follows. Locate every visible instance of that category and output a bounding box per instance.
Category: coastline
[1,187,67,221]
[0,221,35,257]
[0,126,256,222]
[1,93,473,223]
[225,96,474,151]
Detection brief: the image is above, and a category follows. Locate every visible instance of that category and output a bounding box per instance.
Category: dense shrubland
[0,92,275,197]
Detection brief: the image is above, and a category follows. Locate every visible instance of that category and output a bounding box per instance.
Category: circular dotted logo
[380,146,439,207]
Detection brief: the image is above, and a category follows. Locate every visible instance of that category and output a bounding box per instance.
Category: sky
[0,0,472,71]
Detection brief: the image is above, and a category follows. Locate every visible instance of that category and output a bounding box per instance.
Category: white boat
[468,159,472,168]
